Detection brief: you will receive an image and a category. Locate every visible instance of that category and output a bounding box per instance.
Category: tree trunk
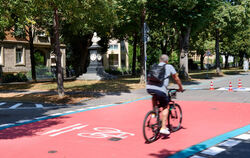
[79,35,92,75]
[179,26,191,80]
[139,8,146,84]
[132,32,138,76]
[239,51,244,67]
[215,29,222,75]
[28,26,36,82]
[54,7,64,97]
[225,54,229,69]
[200,51,204,70]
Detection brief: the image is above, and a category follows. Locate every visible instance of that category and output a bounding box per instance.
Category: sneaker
[160,128,170,135]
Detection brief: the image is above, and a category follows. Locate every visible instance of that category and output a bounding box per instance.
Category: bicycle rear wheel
[143,111,160,143]
[168,103,182,132]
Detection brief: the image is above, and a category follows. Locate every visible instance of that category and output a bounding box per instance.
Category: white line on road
[64,110,74,114]
[235,134,250,140]
[9,103,23,109]
[49,113,63,116]
[16,120,31,124]
[35,104,44,108]
[218,139,242,147]
[201,147,226,156]
[190,155,207,158]
[42,123,83,135]
[50,125,88,137]
[0,102,6,106]
[0,123,14,127]
[35,116,48,120]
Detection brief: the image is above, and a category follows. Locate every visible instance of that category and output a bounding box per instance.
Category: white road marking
[64,110,74,114]
[35,116,48,120]
[0,123,14,127]
[0,102,6,106]
[218,139,242,147]
[49,113,63,116]
[16,120,31,123]
[190,155,207,158]
[217,87,250,91]
[42,124,88,137]
[35,104,44,108]
[201,147,226,156]
[50,125,88,137]
[9,103,23,109]
[76,108,87,111]
[42,124,82,135]
[235,134,250,140]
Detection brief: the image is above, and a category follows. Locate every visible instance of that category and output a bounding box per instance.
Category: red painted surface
[0,100,250,158]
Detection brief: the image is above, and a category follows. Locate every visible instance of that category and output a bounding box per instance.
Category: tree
[146,0,219,79]
[61,0,117,76]
[0,0,12,39]
[113,0,142,76]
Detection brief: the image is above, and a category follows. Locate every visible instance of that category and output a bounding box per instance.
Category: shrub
[2,73,28,83]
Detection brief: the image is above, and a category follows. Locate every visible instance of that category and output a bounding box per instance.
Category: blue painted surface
[168,124,250,158]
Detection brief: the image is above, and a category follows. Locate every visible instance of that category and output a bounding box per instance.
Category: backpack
[147,63,168,86]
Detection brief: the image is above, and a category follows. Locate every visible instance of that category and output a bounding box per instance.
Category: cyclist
[146,54,183,135]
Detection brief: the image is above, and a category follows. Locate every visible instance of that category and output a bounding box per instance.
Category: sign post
[144,22,149,83]
[205,50,211,79]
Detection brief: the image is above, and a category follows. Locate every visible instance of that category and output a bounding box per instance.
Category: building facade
[103,39,129,70]
[0,30,66,74]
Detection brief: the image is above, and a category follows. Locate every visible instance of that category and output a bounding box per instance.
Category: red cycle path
[0,100,249,158]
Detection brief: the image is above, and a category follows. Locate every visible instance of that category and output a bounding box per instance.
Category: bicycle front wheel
[168,103,182,132]
[143,111,160,143]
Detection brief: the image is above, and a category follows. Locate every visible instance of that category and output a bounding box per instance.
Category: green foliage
[105,67,130,76]
[34,51,45,66]
[2,73,28,83]
[26,65,55,80]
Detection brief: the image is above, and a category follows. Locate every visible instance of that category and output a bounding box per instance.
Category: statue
[91,32,101,46]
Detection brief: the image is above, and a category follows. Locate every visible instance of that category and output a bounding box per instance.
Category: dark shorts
[147,89,170,107]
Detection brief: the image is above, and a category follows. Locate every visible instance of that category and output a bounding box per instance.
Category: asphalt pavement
[0,71,249,158]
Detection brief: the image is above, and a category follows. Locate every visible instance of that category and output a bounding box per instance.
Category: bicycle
[143,89,183,143]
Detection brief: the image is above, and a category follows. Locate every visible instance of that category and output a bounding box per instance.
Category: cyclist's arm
[172,73,183,92]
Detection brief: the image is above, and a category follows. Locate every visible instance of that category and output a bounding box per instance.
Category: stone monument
[77,32,116,80]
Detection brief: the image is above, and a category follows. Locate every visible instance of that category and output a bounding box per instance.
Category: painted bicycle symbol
[42,124,135,139]
[78,127,135,139]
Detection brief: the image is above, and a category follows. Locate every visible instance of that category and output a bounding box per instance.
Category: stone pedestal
[77,32,116,81]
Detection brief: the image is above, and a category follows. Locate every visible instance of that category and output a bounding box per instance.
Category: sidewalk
[1,71,249,106]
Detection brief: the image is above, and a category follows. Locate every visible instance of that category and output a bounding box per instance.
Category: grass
[0,68,248,104]
[0,76,145,104]
[189,68,246,80]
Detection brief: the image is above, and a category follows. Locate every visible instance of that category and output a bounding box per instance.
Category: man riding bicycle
[146,54,183,135]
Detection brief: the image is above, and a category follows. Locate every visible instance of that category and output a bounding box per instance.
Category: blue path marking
[0,96,151,131]
[168,124,250,158]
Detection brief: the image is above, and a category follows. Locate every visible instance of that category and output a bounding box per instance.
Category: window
[0,46,3,65]
[109,54,118,66]
[109,44,119,50]
[113,44,118,50]
[16,47,24,64]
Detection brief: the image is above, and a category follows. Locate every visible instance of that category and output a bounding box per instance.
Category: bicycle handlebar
[168,89,185,93]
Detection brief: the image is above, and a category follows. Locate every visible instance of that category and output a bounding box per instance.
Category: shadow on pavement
[149,144,207,158]
[0,115,70,139]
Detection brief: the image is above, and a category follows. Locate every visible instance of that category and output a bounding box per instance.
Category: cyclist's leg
[161,106,170,129]
[158,94,170,134]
